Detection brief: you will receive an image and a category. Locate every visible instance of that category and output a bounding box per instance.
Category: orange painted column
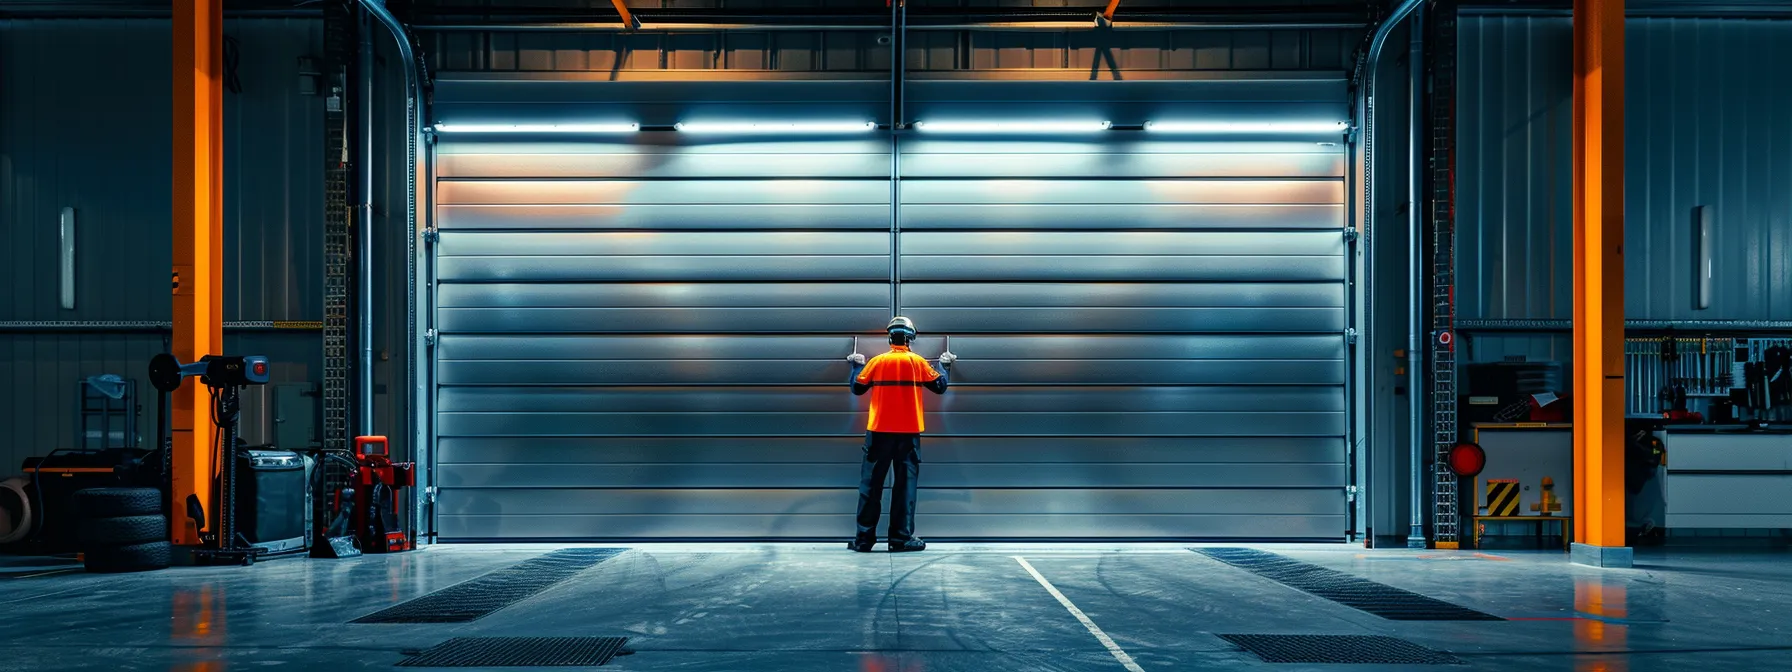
[173,0,224,546]
[1571,0,1628,564]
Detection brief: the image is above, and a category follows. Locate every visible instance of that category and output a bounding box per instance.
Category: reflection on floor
[2,543,1789,671]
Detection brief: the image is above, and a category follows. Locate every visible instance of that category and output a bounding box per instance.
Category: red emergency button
[1448,442,1486,477]
[253,361,267,376]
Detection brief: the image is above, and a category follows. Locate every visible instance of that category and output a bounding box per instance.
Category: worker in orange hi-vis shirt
[845,316,954,553]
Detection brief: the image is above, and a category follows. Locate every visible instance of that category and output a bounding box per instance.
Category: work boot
[847,538,876,553]
[888,539,926,553]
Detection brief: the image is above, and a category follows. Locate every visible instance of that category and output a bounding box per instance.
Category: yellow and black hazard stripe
[1485,479,1520,516]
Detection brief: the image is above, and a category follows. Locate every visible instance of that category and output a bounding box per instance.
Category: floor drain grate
[1220,634,1462,665]
[355,548,625,624]
[399,637,628,667]
[1195,548,1502,621]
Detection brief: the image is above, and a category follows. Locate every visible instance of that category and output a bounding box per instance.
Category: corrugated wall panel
[0,19,173,323]
[0,18,325,471]
[428,27,1360,76]
[1458,15,1792,322]
[0,332,322,472]
[0,18,324,323]
[225,19,327,322]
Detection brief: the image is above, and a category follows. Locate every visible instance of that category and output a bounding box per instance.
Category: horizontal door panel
[439,387,859,413]
[437,386,1343,414]
[902,335,1346,360]
[902,283,1343,308]
[438,256,888,283]
[438,307,888,334]
[439,283,886,309]
[437,411,1343,438]
[435,487,1345,516]
[902,231,1344,257]
[926,412,1344,437]
[440,231,890,257]
[437,204,892,231]
[439,360,858,386]
[902,180,1342,205]
[438,179,890,205]
[919,437,1345,464]
[931,361,1345,386]
[438,335,1345,362]
[903,307,1344,333]
[440,437,859,465]
[438,360,1342,386]
[903,204,1346,230]
[437,138,892,156]
[439,152,891,180]
[437,436,1346,465]
[901,256,1345,282]
[438,463,1346,489]
[438,411,863,438]
[435,99,887,121]
[897,139,1347,155]
[438,335,870,361]
[436,513,1345,540]
[900,152,1344,179]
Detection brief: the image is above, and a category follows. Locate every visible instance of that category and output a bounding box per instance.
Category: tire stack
[0,477,32,546]
[74,488,170,573]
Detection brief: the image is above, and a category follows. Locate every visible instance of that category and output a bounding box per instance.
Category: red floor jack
[350,436,415,553]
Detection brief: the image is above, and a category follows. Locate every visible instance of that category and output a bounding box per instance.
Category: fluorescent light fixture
[673,121,877,133]
[432,122,640,134]
[913,120,1112,134]
[1144,120,1349,134]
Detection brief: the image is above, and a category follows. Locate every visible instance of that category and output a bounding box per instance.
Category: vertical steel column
[357,0,428,542]
[357,9,376,439]
[1353,0,1425,548]
[1404,5,1427,550]
[1571,0,1630,567]
[172,0,224,547]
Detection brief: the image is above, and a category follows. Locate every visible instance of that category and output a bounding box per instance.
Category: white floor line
[1013,556,1146,672]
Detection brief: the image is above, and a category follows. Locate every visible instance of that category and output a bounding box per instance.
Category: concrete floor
[1,544,1789,671]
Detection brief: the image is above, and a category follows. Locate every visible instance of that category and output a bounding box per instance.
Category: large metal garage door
[431,79,1349,541]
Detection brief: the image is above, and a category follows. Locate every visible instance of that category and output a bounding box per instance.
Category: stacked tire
[74,488,170,573]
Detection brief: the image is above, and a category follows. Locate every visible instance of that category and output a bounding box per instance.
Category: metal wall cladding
[0,332,323,471]
[427,26,1359,76]
[0,18,326,468]
[0,18,324,323]
[1458,15,1792,322]
[432,78,1350,540]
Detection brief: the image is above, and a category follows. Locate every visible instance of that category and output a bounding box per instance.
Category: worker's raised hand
[848,353,867,365]
[938,351,957,368]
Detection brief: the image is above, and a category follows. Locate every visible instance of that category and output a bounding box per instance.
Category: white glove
[848,353,866,365]
[938,351,957,367]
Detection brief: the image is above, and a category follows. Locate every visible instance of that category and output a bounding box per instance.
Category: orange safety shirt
[855,345,941,434]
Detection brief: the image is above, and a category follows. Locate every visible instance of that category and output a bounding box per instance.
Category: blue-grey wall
[0,18,325,471]
[1458,14,1792,327]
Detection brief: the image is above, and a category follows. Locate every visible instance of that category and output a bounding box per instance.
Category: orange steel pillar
[1571,0,1630,568]
[173,0,224,547]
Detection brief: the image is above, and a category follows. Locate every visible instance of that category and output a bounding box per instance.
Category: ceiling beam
[608,0,640,30]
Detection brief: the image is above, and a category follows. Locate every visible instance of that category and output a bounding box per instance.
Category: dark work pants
[856,431,921,543]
